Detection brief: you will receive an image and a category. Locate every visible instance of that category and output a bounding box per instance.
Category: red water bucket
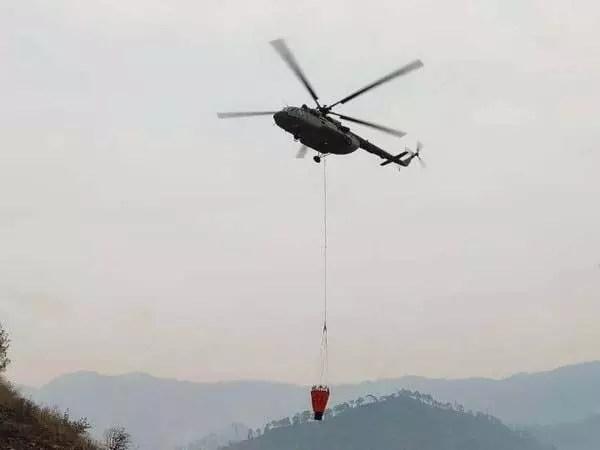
[311,385,330,421]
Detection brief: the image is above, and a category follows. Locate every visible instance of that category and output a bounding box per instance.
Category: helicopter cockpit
[283,105,312,117]
[282,106,299,116]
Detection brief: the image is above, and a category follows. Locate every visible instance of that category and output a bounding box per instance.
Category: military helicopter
[217,38,425,170]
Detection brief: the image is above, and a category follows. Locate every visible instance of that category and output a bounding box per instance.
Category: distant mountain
[389,360,600,425]
[223,390,550,450]
[21,361,600,449]
[23,371,307,450]
[525,414,600,450]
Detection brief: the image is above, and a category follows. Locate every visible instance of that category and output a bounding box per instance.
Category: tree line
[245,387,504,441]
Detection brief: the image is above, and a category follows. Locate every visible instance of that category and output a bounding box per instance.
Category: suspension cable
[319,157,329,384]
[323,157,328,334]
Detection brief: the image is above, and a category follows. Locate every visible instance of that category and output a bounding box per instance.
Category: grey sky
[1,0,599,387]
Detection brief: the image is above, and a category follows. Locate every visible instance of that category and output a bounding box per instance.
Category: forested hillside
[0,323,100,450]
[223,390,551,450]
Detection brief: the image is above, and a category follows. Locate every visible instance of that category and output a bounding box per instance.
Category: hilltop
[223,390,550,450]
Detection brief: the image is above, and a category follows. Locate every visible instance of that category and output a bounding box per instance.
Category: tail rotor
[410,141,425,168]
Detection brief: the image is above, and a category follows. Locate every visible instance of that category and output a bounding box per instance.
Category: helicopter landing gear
[313,153,329,163]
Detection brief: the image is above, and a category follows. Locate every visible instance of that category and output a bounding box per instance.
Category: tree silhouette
[0,321,10,372]
[103,425,132,450]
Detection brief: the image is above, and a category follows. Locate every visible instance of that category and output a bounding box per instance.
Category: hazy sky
[1,0,599,387]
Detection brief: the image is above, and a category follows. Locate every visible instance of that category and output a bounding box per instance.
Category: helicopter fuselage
[273,106,360,155]
[217,38,424,169]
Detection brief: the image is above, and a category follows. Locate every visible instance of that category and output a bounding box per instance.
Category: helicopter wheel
[313,155,321,163]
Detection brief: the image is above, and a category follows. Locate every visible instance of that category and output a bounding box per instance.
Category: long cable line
[319,157,329,384]
[310,158,332,421]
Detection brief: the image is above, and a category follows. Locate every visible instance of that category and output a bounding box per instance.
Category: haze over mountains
[527,414,600,450]
[17,360,600,450]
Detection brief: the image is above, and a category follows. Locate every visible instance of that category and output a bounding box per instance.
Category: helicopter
[217,38,425,170]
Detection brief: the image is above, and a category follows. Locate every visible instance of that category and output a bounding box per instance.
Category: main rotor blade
[330,112,406,138]
[296,144,308,159]
[328,59,424,109]
[217,111,278,118]
[270,38,320,107]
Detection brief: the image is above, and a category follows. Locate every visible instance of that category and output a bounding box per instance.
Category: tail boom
[380,151,410,166]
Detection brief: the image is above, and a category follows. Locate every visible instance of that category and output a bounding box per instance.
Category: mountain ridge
[18,360,600,450]
[21,359,600,391]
